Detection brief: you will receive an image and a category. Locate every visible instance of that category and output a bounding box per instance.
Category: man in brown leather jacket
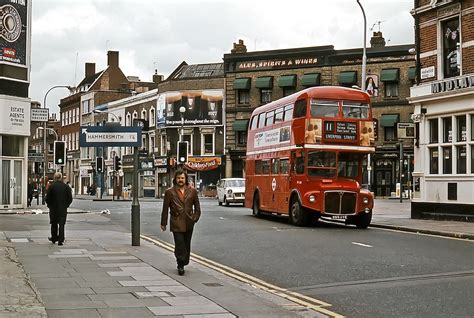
[161,169,201,275]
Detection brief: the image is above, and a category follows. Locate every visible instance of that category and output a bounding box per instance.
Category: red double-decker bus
[245,86,375,228]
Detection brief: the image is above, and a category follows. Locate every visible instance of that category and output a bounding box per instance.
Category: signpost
[79,126,142,147]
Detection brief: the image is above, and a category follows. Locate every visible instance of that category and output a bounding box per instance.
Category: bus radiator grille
[324,191,357,215]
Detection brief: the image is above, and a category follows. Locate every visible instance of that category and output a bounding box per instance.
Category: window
[442,17,460,78]
[293,99,307,118]
[262,160,270,174]
[238,90,250,104]
[310,99,339,118]
[150,108,156,127]
[255,160,262,174]
[384,82,399,98]
[141,109,147,120]
[82,99,90,114]
[456,115,466,142]
[338,153,360,178]
[280,159,289,174]
[457,146,466,174]
[203,134,213,155]
[271,159,279,174]
[443,117,452,143]
[126,113,131,126]
[295,156,304,175]
[442,146,452,174]
[283,88,296,97]
[250,116,258,130]
[307,151,336,177]
[257,113,265,128]
[429,148,439,174]
[274,109,284,123]
[265,111,274,126]
[429,119,438,143]
[160,134,167,156]
[384,127,396,141]
[237,131,247,146]
[260,89,272,104]
[342,101,369,119]
[283,105,293,121]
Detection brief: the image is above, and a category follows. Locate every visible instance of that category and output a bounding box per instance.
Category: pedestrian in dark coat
[46,172,73,246]
[161,169,201,275]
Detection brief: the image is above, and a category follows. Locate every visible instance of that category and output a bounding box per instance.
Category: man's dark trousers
[50,223,65,243]
[173,229,193,267]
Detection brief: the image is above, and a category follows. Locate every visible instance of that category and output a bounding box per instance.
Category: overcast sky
[30,0,415,115]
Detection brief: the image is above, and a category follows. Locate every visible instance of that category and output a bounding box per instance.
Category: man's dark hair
[173,169,189,186]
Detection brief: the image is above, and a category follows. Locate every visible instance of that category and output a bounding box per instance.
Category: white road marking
[352,242,373,248]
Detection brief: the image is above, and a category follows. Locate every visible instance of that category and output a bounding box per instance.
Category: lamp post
[42,85,75,205]
[37,127,58,141]
[356,0,367,91]
[93,109,120,123]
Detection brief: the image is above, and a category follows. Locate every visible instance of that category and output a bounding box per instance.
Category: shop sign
[184,157,221,171]
[140,159,154,170]
[0,0,30,69]
[431,75,474,94]
[156,167,167,173]
[0,97,30,135]
[421,66,435,80]
[31,108,49,122]
[237,57,319,71]
[154,158,167,166]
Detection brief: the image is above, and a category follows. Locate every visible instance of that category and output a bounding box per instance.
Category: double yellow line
[141,234,344,318]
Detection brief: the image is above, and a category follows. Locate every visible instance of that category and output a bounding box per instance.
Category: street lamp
[179,106,186,141]
[37,127,58,141]
[41,85,75,205]
[356,0,367,91]
[93,109,120,123]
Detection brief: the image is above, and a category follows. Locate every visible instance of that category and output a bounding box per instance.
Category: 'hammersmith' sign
[431,75,474,94]
[237,58,319,71]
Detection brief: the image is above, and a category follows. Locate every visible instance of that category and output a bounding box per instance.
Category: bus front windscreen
[337,152,361,178]
[308,151,361,179]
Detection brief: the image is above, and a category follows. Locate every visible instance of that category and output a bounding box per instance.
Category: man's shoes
[48,237,57,244]
[58,242,64,246]
[177,266,185,276]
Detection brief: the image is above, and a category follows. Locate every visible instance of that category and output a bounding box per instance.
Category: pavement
[1,198,473,317]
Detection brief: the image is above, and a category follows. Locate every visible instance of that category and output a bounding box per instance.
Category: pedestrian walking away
[45,172,73,246]
[161,169,201,276]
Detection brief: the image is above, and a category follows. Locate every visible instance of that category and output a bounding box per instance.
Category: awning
[380,68,400,82]
[278,75,297,87]
[233,78,251,90]
[379,114,400,127]
[233,119,249,131]
[408,67,416,80]
[255,77,273,89]
[301,73,321,87]
[338,71,357,84]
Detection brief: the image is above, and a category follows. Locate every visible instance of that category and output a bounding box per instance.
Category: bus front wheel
[355,211,372,229]
[289,198,309,226]
[252,193,261,217]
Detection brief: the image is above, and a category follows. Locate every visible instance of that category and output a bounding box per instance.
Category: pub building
[156,62,225,197]
[409,0,474,221]
[223,37,415,197]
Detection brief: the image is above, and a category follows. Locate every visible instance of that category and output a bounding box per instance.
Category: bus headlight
[363,197,369,204]
[309,195,316,203]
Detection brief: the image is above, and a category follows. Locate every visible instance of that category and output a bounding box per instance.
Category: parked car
[216,178,245,206]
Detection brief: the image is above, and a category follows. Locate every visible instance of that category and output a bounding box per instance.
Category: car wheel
[252,193,261,217]
[218,197,222,206]
[224,196,230,207]
[289,197,309,226]
[355,211,372,229]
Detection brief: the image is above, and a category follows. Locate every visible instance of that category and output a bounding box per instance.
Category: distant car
[216,178,245,206]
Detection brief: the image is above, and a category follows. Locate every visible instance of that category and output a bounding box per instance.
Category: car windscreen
[226,180,245,187]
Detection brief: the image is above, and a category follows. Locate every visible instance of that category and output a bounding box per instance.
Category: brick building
[223,38,415,196]
[156,62,225,197]
[409,0,474,220]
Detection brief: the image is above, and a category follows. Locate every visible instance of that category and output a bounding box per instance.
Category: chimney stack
[85,63,96,77]
[231,39,247,54]
[370,31,386,48]
[107,51,119,67]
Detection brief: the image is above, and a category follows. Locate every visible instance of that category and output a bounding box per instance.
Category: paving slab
[96,307,155,318]
[46,309,101,318]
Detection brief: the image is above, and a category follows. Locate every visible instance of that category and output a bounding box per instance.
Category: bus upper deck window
[284,105,293,121]
[310,100,339,118]
[342,101,369,119]
[250,116,258,130]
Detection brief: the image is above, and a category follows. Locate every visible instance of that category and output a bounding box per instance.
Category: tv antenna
[370,21,385,32]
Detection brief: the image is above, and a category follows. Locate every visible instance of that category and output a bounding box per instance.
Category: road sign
[31,108,49,122]
[79,126,142,147]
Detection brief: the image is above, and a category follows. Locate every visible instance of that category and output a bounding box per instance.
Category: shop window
[443,117,452,143]
[238,90,250,105]
[384,127,397,141]
[456,145,466,174]
[442,17,460,78]
[260,89,272,104]
[203,134,213,155]
[236,131,247,146]
[2,135,24,156]
[429,119,438,143]
[429,148,439,174]
[442,146,452,174]
[456,115,466,142]
[384,82,399,98]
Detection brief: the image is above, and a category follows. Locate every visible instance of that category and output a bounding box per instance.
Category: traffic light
[54,141,66,165]
[113,156,122,171]
[177,141,188,164]
[34,162,42,174]
[96,156,104,173]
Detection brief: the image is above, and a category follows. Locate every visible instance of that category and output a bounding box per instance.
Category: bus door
[289,150,306,209]
[270,158,290,213]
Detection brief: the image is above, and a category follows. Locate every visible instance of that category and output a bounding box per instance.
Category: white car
[216,178,245,206]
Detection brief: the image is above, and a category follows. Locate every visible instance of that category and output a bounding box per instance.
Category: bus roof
[250,86,370,117]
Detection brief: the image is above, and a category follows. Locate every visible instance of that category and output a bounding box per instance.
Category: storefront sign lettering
[184,157,221,171]
[237,58,319,70]
[431,75,474,94]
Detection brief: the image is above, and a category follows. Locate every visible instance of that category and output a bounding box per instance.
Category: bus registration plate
[331,215,347,220]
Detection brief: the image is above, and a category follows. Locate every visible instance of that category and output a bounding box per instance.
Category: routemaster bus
[245,86,375,228]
